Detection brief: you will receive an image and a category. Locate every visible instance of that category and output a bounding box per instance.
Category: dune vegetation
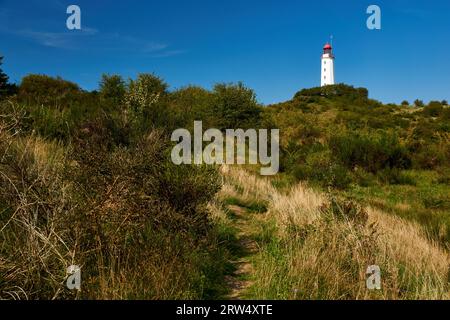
[0,57,449,299]
[216,166,449,299]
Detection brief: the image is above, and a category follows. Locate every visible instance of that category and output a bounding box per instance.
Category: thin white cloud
[16,28,98,48]
[149,49,187,58]
[106,33,169,53]
[9,27,184,57]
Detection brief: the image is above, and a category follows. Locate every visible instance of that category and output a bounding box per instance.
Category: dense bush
[168,86,215,129]
[292,149,352,189]
[18,74,86,108]
[211,82,262,130]
[267,84,449,191]
[423,101,444,117]
[329,131,411,173]
[294,84,369,101]
[0,97,102,141]
[0,100,226,299]
[99,74,126,110]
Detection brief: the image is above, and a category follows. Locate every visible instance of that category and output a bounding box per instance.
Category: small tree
[441,100,448,106]
[99,74,126,108]
[212,82,262,130]
[424,101,444,117]
[125,74,167,112]
[124,73,169,130]
[414,99,424,108]
[401,100,409,106]
[169,86,214,128]
[0,56,10,98]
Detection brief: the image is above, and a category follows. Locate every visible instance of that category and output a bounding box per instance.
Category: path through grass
[223,205,260,299]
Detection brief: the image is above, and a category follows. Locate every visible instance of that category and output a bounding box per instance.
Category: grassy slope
[345,170,450,244]
[1,82,448,300]
[265,90,450,246]
[215,166,449,300]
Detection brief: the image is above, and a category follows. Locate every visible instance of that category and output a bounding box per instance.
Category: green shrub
[329,131,411,173]
[423,101,444,117]
[294,84,368,101]
[376,168,416,185]
[99,74,126,110]
[212,82,262,130]
[351,167,377,187]
[18,74,83,108]
[409,142,449,170]
[292,150,352,189]
[436,167,450,185]
[423,196,450,210]
[169,86,215,129]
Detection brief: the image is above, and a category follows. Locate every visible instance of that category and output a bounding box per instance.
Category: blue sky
[0,0,449,105]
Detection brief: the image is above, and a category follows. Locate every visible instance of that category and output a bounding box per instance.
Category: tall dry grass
[0,103,226,300]
[0,129,74,299]
[220,166,450,300]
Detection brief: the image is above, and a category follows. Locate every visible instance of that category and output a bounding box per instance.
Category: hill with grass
[263,84,450,245]
[0,66,448,299]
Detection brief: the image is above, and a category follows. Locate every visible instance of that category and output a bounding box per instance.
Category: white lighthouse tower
[321,43,335,86]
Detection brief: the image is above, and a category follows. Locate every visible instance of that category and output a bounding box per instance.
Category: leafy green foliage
[99,74,126,109]
[212,82,262,130]
[414,99,424,107]
[168,85,215,129]
[267,84,448,191]
[294,83,369,102]
[18,74,84,108]
[329,131,411,173]
[423,101,444,117]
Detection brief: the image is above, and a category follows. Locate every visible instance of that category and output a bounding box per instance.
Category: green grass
[345,170,450,244]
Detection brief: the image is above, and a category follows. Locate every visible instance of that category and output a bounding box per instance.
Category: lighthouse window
[324,61,326,64]
[324,68,326,72]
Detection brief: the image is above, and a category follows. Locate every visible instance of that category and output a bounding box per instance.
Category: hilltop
[264,84,450,244]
